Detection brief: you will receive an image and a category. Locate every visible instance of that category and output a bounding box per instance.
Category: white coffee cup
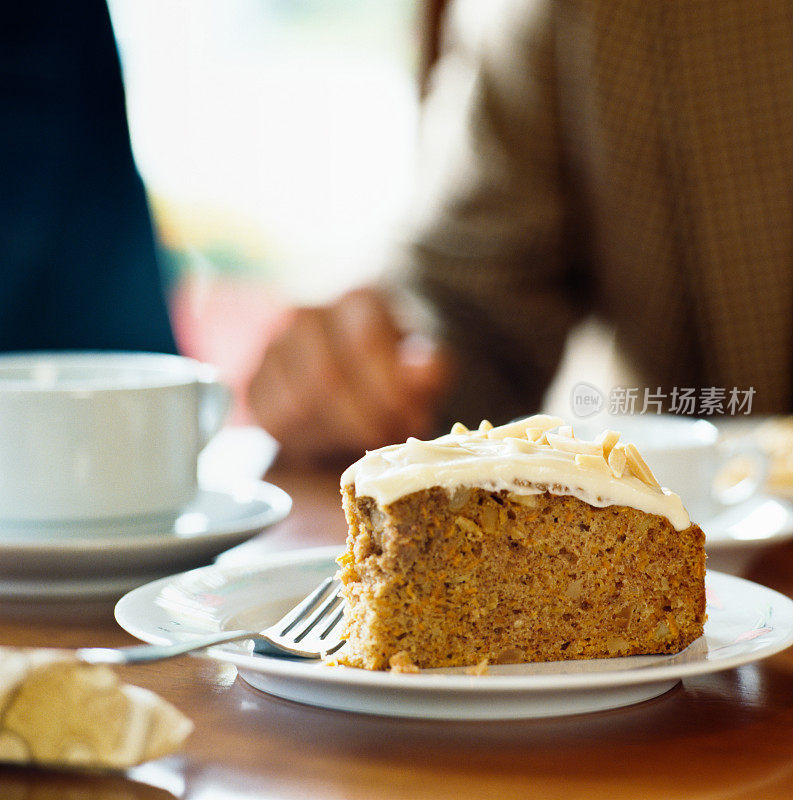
[581,415,768,522]
[0,351,231,535]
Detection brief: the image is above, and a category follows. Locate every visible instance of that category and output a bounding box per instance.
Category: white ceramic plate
[115,546,793,720]
[0,481,291,589]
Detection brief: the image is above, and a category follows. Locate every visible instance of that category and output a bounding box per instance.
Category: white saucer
[703,494,793,547]
[701,494,793,572]
[0,481,291,600]
[115,547,793,720]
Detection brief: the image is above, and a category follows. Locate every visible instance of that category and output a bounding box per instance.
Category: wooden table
[3,464,793,799]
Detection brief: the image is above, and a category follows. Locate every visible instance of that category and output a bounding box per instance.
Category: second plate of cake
[115,546,793,720]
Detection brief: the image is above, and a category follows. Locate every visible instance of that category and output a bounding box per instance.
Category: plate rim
[0,572,156,601]
[115,546,793,694]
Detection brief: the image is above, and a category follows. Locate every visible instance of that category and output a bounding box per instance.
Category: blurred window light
[107,0,421,303]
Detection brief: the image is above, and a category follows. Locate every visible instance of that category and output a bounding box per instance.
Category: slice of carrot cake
[336,415,706,671]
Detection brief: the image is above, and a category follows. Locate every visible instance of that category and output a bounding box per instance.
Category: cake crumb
[388,651,420,673]
[465,659,490,676]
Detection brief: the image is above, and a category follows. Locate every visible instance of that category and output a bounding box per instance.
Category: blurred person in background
[0,2,176,354]
[248,0,793,463]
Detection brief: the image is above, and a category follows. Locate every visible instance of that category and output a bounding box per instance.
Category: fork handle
[75,630,258,665]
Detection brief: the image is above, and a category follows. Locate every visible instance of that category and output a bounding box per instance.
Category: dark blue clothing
[0,1,177,354]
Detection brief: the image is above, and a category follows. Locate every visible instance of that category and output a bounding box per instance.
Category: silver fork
[77,576,345,665]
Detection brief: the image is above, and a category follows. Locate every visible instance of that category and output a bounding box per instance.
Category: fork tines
[280,576,343,643]
[259,575,346,658]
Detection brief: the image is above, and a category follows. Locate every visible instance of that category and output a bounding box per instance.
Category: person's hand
[247,287,453,464]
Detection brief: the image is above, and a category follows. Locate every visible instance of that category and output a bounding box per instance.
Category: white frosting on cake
[341,415,691,531]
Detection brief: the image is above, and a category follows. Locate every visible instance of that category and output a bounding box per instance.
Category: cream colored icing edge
[341,416,692,531]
